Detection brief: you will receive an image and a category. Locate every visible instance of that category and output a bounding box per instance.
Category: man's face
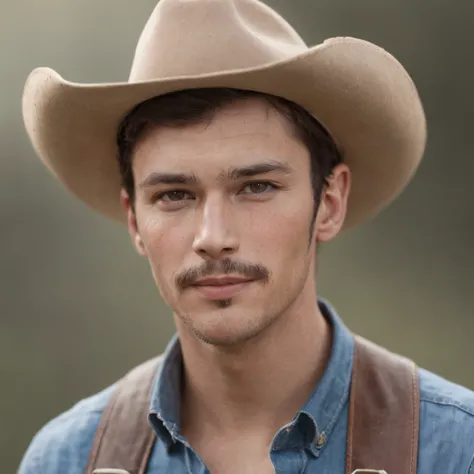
[123,99,348,346]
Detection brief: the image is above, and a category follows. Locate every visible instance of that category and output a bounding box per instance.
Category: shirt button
[315,432,326,447]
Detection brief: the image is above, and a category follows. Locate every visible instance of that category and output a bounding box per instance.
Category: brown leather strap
[86,336,420,474]
[346,335,420,474]
[86,357,162,474]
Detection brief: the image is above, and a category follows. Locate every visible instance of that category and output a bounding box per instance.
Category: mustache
[175,258,270,289]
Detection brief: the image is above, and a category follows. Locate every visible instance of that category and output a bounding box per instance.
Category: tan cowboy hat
[22,0,426,231]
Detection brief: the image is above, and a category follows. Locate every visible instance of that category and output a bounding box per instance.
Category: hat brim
[22,37,426,230]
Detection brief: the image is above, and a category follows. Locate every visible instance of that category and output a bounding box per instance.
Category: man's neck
[178,292,332,445]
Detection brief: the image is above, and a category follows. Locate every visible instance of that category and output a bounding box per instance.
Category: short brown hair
[116,88,343,222]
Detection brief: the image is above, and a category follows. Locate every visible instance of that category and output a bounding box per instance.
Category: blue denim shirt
[18,300,474,473]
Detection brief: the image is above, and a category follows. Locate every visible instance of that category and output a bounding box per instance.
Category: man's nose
[192,198,239,260]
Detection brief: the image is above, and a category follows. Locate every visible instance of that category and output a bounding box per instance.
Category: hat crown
[129,0,308,82]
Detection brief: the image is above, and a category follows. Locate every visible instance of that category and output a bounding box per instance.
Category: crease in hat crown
[129,0,309,82]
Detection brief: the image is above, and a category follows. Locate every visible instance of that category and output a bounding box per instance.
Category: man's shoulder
[418,367,474,472]
[17,355,165,474]
[17,383,116,474]
[419,366,474,416]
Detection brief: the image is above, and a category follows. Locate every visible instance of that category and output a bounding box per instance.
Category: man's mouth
[191,276,255,300]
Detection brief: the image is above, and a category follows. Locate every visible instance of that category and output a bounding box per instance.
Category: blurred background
[2,0,474,470]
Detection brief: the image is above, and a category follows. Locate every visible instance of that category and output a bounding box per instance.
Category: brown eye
[159,190,191,202]
[242,182,276,194]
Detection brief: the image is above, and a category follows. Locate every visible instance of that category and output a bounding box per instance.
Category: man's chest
[144,406,474,474]
[146,422,348,474]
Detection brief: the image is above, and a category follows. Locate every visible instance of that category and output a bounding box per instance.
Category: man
[18,0,474,473]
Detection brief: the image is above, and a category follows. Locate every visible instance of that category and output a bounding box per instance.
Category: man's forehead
[133,124,308,182]
[136,99,296,149]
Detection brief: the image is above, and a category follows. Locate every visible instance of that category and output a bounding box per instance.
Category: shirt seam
[36,408,104,439]
[467,451,474,474]
[79,409,105,415]
[320,388,350,437]
[419,397,474,418]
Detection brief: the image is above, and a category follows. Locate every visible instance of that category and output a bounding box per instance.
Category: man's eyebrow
[221,161,293,181]
[138,160,293,189]
[139,172,198,189]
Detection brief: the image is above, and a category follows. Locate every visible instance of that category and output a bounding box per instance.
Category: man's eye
[157,190,191,202]
[242,182,277,194]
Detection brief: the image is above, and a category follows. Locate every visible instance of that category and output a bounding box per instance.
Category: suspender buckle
[352,470,388,474]
[93,470,131,474]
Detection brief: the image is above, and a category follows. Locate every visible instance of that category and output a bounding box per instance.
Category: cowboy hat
[22,0,426,230]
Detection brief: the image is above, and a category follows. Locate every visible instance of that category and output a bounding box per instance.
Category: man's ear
[120,188,146,256]
[314,164,351,243]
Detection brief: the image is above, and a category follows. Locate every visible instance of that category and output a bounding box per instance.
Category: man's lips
[193,276,254,286]
[191,276,255,299]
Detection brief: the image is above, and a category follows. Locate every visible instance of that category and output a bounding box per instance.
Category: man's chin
[190,327,262,347]
[183,312,266,347]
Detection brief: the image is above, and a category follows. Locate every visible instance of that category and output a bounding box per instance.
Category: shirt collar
[148,333,183,449]
[148,298,354,455]
[272,298,354,457]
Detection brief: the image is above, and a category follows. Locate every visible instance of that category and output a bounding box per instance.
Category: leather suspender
[86,357,159,474]
[86,335,420,474]
[345,336,420,474]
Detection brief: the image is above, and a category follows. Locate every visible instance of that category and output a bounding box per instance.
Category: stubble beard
[179,296,278,347]
[179,282,305,348]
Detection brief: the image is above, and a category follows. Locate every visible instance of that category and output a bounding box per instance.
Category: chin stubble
[215,298,233,308]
